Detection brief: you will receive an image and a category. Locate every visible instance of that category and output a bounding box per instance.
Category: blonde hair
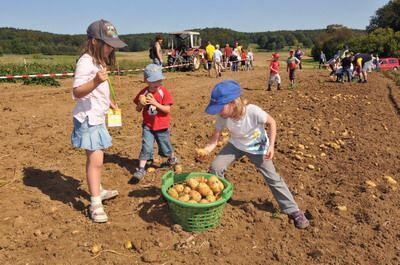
[79,38,116,68]
[230,97,248,119]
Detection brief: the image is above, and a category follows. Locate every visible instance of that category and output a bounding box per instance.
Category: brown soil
[0,59,399,265]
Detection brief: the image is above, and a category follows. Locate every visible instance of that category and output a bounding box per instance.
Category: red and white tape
[0,62,192,80]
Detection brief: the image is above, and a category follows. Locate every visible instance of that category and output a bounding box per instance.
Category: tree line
[312,0,400,60]
[0,27,331,55]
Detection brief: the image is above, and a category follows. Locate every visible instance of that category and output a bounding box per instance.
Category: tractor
[166,31,206,71]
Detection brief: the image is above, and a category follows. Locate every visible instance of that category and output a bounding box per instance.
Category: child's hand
[146,93,158,106]
[196,148,209,162]
[138,95,147,106]
[94,69,108,85]
[264,146,274,160]
[110,101,118,110]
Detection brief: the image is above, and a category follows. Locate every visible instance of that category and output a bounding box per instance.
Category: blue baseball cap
[144,64,165,82]
[205,80,242,115]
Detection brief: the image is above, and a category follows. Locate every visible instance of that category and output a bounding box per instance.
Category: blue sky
[0,0,390,34]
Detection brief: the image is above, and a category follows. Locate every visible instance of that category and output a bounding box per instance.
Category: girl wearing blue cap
[71,20,126,223]
[198,80,309,229]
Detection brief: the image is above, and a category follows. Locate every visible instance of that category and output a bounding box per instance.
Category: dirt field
[0,55,399,265]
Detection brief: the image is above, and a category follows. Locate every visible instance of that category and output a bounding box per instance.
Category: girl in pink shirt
[71,20,126,223]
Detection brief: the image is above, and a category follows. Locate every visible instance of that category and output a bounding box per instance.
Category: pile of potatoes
[167,175,225,204]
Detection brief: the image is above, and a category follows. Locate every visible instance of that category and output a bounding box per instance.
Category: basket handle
[162,170,174,186]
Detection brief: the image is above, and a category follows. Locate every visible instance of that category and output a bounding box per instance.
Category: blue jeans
[139,125,173,160]
[343,67,352,82]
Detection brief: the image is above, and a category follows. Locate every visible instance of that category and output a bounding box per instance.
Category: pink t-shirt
[72,54,110,126]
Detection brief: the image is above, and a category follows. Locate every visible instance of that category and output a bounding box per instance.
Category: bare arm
[155,42,163,63]
[265,115,277,160]
[135,103,144,112]
[146,96,171,114]
[204,129,221,153]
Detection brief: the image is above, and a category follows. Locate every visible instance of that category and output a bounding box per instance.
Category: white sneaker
[89,204,108,223]
[100,189,119,201]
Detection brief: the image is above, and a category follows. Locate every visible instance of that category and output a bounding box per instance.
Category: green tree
[368,0,400,32]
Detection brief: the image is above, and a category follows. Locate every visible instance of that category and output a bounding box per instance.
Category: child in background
[71,19,127,223]
[197,80,310,229]
[286,50,300,88]
[132,64,178,181]
[240,49,247,71]
[213,44,224,78]
[246,49,254,71]
[268,53,281,91]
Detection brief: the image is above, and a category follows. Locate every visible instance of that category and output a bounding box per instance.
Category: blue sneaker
[160,156,178,168]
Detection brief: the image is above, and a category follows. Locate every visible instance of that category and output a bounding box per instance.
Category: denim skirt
[71,117,112,151]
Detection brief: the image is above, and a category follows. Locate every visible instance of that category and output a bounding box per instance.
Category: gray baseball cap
[86,19,127,49]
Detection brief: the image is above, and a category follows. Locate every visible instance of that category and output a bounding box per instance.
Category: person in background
[294,47,304,70]
[353,53,373,83]
[223,43,232,69]
[340,53,353,83]
[319,51,326,69]
[151,35,163,66]
[286,50,300,88]
[213,44,224,77]
[205,41,216,77]
[231,48,240,72]
[240,49,247,71]
[268,53,281,91]
[246,48,254,70]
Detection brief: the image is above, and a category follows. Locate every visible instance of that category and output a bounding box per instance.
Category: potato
[187,200,198,204]
[194,176,207,183]
[91,244,102,254]
[206,194,216,202]
[199,199,210,204]
[139,95,147,105]
[208,176,219,185]
[196,148,208,156]
[147,167,156,173]
[197,183,213,197]
[174,184,184,193]
[189,190,202,202]
[183,186,192,194]
[124,240,133,249]
[208,176,224,193]
[186,178,199,190]
[178,194,190,202]
[168,187,179,199]
[221,131,229,137]
[174,164,183,174]
[208,182,222,194]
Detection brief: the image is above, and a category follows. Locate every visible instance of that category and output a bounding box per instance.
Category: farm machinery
[166,31,205,71]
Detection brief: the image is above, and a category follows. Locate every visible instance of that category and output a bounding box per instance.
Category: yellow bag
[106,77,122,127]
[107,108,122,127]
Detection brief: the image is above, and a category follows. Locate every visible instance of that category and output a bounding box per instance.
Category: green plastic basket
[161,171,233,232]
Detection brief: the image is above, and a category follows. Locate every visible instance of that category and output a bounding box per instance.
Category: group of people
[71,19,309,229]
[205,41,254,77]
[321,50,379,83]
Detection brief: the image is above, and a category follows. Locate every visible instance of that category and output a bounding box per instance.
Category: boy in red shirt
[268,53,281,91]
[132,64,178,181]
